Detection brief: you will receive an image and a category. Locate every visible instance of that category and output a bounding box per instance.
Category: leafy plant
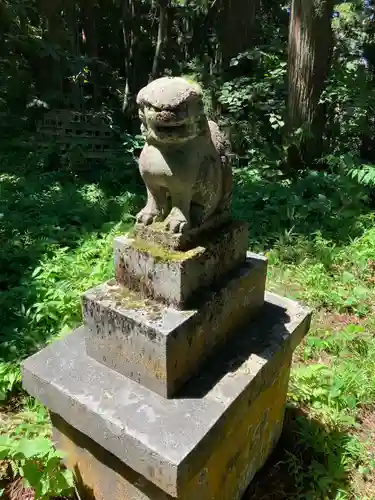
[0,435,73,499]
[0,363,21,401]
[348,164,375,187]
[281,413,371,499]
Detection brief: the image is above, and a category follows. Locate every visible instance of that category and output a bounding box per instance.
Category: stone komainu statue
[135,77,232,235]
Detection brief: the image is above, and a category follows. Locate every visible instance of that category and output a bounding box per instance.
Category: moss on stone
[146,221,166,233]
[105,282,163,319]
[129,237,204,262]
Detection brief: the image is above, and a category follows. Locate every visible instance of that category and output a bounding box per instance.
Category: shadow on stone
[53,413,173,500]
[176,301,291,400]
[73,465,95,500]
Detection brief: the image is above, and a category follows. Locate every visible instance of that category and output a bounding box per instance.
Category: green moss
[130,237,204,262]
[146,221,166,233]
[106,282,163,318]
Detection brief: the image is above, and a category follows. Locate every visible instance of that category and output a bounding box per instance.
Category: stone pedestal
[22,223,311,499]
[23,293,310,500]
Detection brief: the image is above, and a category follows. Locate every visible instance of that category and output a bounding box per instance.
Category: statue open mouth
[154,123,187,135]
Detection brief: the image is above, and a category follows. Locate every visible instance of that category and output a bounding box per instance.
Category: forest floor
[1,147,375,499]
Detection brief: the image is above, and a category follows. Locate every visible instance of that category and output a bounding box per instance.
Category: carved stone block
[114,221,248,307]
[82,252,267,398]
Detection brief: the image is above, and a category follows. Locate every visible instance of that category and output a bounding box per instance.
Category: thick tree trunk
[37,0,64,100]
[121,0,147,116]
[217,0,261,68]
[150,0,169,81]
[287,0,334,169]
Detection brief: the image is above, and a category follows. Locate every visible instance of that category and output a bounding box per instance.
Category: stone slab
[114,220,248,308]
[133,212,232,252]
[51,350,288,500]
[22,292,312,498]
[82,252,267,398]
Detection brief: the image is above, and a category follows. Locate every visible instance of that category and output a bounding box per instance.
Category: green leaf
[345,395,357,409]
[54,469,74,492]
[15,437,52,459]
[45,455,63,473]
[0,435,11,459]
[40,473,51,497]
[20,461,42,488]
[32,266,43,277]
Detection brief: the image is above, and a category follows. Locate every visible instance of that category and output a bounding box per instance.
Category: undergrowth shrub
[0,403,73,499]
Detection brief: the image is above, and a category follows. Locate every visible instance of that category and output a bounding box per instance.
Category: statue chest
[139,144,202,184]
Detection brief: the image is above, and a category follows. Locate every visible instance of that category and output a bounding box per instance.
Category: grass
[1,145,375,498]
[232,167,375,499]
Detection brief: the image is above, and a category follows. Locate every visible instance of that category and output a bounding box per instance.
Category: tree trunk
[81,0,100,108]
[150,0,169,81]
[121,0,148,117]
[37,0,64,101]
[287,0,334,169]
[217,0,261,69]
[122,0,132,112]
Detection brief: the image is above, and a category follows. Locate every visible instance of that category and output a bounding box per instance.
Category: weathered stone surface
[114,221,248,307]
[135,77,232,245]
[22,292,312,499]
[137,76,203,111]
[51,351,288,500]
[133,212,232,252]
[83,252,267,398]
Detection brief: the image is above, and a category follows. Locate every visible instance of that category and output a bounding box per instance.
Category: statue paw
[164,215,190,234]
[136,209,161,226]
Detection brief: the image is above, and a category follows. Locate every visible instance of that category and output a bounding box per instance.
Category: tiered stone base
[22,293,311,500]
[22,219,312,499]
[83,251,266,398]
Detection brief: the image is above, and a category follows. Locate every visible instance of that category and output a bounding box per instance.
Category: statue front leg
[136,186,166,226]
[164,189,191,234]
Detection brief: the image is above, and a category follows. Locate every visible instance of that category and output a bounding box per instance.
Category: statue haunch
[135,77,232,234]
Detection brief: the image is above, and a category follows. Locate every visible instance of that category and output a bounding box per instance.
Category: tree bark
[122,0,132,111]
[217,0,261,69]
[287,0,334,169]
[37,0,64,100]
[150,0,169,81]
[81,0,100,107]
[121,0,147,117]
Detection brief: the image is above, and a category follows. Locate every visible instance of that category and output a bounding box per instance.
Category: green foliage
[0,363,21,401]
[0,136,142,407]
[0,437,73,499]
[232,166,375,316]
[1,207,137,364]
[294,324,375,425]
[279,319,375,498]
[216,47,287,158]
[348,164,375,187]
[281,413,372,499]
[0,405,74,500]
